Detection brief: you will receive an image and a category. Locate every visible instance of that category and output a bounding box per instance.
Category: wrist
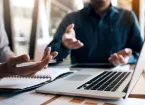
[0,63,13,77]
[61,41,70,50]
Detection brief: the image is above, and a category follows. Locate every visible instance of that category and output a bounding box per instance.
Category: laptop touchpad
[65,74,91,81]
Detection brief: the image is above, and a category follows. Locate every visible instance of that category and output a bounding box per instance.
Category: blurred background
[0,0,144,61]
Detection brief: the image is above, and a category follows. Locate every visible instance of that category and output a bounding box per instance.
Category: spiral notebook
[0,68,70,92]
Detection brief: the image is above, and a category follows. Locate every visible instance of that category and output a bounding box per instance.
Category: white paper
[0,68,71,89]
[0,78,49,89]
[35,67,71,80]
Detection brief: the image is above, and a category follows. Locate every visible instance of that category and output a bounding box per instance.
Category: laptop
[36,43,145,100]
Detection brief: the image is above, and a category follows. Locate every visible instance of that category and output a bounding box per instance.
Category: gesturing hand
[109,48,132,66]
[0,48,58,77]
[62,24,84,49]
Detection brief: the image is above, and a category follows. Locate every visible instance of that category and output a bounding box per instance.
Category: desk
[129,71,145,98]
[1,91,145,105]
[0,64,145,105]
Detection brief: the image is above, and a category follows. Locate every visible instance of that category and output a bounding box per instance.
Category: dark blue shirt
[48,4,143,64]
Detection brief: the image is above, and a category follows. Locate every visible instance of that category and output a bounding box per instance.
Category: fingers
[109,53,128,66]
[42,47,58,61]
[63,38,77,47]
[65,38,84,49]
[42,47,51,60]
[51,51,58,59]
[117,48,132,57]
[66,24,75,33]
[63,23,84,50]
[70,40,84,49]
[109,53,120,66]
[118,55,126,64]
[9,54,30,66]
[109,48,132,66]
[63,35,84,49]
[14,55,53,75]
[8,48,56,76]
[31,55,52,70]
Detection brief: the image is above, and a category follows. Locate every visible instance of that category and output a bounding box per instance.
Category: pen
[16,60,57,67]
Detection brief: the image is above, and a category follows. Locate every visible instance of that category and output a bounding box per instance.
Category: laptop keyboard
[77,71,130,92]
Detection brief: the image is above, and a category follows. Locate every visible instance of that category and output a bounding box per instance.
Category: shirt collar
[83,3,119,17]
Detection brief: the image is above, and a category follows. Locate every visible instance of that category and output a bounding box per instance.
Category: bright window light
[111,0,118,6]
[12,0,34,8]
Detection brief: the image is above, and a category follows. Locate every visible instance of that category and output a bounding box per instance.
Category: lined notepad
[0,68,70,90]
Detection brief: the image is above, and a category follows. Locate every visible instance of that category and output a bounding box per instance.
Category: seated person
[0,22,58,78]
[47,0,143,65]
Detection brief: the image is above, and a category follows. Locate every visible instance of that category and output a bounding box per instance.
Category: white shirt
[0,22,14,63]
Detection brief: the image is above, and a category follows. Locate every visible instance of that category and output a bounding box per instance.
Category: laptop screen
[125,42,145,98]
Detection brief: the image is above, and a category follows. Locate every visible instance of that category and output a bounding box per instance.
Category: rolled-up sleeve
[0,22,14,63]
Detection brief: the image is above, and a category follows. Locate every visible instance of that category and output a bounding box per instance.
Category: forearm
[47,14,73,60]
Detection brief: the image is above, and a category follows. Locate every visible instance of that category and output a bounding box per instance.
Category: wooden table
[129,70,145,98]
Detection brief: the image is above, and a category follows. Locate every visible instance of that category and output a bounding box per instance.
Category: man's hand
[62,24,84,49]
[109,48,132,66]
[0,48,58,77]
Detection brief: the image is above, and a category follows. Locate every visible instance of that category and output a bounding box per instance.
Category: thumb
[41,47,51,60]
[66,24,75,33]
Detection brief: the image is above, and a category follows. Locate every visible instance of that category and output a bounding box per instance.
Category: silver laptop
[36,43,145,100]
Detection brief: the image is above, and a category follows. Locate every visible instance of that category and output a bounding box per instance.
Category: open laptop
[36,43,145,100]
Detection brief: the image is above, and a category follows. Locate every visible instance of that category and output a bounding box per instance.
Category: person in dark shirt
[48,0,143,65]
